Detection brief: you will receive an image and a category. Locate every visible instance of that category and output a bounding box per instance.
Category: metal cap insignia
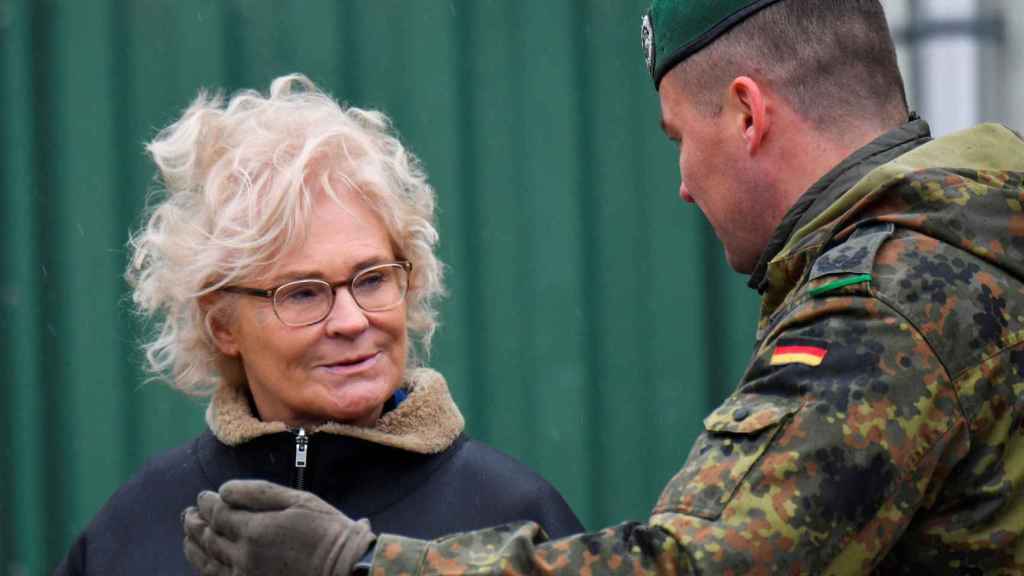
[641,12,655,78]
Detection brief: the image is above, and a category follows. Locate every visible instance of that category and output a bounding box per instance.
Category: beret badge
[642,0,783,88]
[641,12,655,78]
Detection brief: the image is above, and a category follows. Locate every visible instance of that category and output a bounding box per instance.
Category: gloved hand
[182,479,376,576]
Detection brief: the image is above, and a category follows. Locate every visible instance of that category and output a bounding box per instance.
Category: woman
[57,74,581,574]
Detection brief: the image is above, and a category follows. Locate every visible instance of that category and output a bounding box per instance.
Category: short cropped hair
[670,0,908,134]
[129,74,443,395]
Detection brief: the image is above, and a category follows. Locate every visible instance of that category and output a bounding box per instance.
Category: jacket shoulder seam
[869,289,969,431]
[948,334,1024,385]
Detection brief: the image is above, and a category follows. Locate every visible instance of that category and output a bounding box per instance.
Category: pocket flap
[654,394,803,520]
[702,394,802,434]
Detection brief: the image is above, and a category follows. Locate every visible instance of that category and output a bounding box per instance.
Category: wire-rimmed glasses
[221,261,412,327]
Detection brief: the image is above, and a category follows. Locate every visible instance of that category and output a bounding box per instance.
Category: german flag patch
[770,338,829,367]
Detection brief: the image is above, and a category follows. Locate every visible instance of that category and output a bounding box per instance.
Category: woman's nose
[323,289,370,337]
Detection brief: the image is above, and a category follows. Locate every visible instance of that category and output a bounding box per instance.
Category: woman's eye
[283,286,321,302]
[358,272,386,290]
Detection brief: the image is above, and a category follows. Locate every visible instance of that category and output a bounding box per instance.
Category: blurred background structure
[1,1,1021,573]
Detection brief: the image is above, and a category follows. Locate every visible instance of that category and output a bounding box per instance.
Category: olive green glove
[182,479,376,576]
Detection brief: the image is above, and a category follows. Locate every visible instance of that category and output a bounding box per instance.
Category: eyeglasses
[221,261,412,327]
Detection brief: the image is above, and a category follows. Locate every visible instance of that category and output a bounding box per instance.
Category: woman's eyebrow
[268,256,393,285]
[268,269,325,284]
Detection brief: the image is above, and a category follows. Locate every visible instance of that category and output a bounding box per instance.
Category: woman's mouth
[318,352,380,375]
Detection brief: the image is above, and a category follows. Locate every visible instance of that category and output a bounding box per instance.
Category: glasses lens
[352,264,408,311]
[274,280,332,325]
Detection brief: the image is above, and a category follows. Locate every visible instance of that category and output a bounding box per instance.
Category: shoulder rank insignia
[808,222,893,297]
[770,338,829,367]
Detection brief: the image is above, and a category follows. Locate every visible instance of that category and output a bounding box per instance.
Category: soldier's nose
[679,182,694,204]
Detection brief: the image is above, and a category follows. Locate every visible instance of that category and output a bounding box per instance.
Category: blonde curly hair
[128,73,443,395]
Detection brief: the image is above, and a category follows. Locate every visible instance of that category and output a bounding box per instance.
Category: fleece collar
[206,367,465,454]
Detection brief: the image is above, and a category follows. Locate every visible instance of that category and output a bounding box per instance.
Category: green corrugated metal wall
[0,1,760,572]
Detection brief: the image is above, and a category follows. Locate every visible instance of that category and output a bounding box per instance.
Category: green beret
[642,0,783,88]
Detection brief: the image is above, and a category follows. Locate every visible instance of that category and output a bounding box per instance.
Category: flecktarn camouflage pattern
[370,123,1024,574]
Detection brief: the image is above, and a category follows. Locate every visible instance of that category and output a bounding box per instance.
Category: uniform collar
[748,115,932,293]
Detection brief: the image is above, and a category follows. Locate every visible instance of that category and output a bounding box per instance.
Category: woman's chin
[317,383,392,425]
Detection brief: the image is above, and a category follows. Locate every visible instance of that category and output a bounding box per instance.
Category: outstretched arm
[184,482,694,575]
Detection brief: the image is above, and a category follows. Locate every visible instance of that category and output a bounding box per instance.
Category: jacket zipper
[294,427,309,490]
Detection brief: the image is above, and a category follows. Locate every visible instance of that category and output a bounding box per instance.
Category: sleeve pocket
[652,394,802,520]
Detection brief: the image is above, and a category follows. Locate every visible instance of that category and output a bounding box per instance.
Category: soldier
[184,0,1024,573]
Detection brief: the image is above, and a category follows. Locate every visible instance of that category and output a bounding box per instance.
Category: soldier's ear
[726,76,768,156]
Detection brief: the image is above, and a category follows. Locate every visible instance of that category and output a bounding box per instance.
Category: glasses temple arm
[221,286,274,298]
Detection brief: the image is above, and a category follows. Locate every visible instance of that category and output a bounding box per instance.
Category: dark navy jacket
[56,429,583,575]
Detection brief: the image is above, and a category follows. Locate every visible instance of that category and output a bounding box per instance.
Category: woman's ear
[200,293,240,357]
[727,76,769,155]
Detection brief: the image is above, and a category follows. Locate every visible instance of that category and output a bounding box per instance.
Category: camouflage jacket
[370,120,1024,575]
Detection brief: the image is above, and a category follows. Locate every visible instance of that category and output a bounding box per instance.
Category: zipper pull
[295,427,308,468]
[294,427,309,490]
